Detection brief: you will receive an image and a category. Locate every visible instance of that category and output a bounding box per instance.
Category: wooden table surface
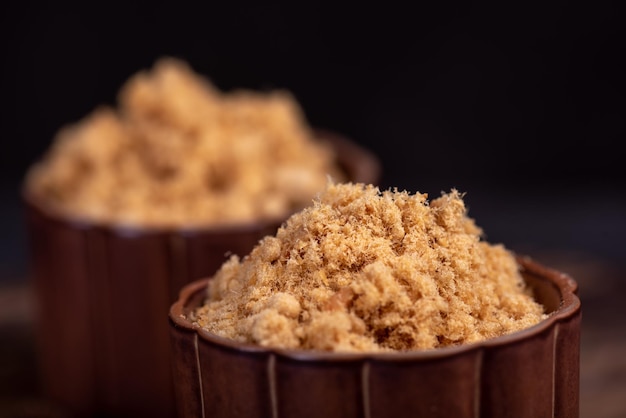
[1,250,624,418]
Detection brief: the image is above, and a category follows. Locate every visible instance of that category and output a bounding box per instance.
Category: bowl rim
[21,129,381,237]
[22,189,287,238]
[169,254,581,362]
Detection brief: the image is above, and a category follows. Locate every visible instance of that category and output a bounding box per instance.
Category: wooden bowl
[169,255,581,418]
[23,131,381,418]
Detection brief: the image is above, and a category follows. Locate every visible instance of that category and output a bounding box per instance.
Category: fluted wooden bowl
[24,130,381,418]
[169,255,581,418]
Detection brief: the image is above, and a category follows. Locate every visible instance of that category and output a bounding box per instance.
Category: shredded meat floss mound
[192,182,547,352]
[24,57,343,228]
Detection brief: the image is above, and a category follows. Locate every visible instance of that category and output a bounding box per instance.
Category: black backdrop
[1,2,625,278]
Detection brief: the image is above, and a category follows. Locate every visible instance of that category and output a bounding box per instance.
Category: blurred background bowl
[169,255,581,418]
[22,131,381,418]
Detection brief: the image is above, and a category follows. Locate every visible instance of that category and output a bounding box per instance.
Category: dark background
[1,2,624,277]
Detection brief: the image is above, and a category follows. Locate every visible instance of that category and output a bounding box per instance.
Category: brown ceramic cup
[169,255,581,418]
[23,131,381,418]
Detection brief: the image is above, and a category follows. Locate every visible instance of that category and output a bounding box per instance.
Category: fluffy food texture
[192,182,547,352]
[25,58,343,227]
